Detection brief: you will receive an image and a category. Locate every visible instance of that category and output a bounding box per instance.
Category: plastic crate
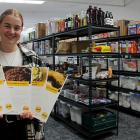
[82,109,117,132]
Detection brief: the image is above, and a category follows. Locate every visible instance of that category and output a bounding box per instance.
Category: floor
[45,112,140,140]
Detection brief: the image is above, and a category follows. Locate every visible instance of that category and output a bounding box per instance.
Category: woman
[0,9,45,140]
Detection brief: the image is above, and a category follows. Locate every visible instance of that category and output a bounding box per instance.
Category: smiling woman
[0,9,45,140]
[0,9,23,52]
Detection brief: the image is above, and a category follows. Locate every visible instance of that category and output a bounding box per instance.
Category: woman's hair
[0,9,23,27]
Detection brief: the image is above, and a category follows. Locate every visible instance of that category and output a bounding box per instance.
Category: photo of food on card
[3,66,31,86]
[46,70,66,93]
[31,67,48,86]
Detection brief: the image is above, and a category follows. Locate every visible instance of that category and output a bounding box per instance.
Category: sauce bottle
[86,5,93,25]
[92,6,98,25]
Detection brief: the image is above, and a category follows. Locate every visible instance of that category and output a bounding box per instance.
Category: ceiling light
[0,0,45,4]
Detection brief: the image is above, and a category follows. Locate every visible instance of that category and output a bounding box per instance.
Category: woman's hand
[0,114,3,118]
[20,111,33,120]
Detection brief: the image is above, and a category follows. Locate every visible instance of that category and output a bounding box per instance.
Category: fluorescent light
[0,0,45,4]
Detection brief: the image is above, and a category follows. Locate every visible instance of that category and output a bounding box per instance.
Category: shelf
[55,52,120,58]
[119,106,140,117]
[111,106,140,118]
[21,40,32,44]
[121,53,140,58]
[52,113,117,138]
[113,70,140,77]
[38,52,140,59]
[109,85,139,94]
[21,34,54,44]
[22,33,140,44]
[21,26,119,44]
[119,34,140,40]
[59,95,118,110]
[38,54,53,57]
[93,34,140,43]
[33,34,54,41]
[54,25,119,39]
[69,76,119,84]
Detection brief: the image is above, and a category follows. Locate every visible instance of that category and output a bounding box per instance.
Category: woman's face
[0,15,23,45]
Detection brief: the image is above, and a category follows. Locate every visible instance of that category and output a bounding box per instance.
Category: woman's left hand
[20,111,33,120]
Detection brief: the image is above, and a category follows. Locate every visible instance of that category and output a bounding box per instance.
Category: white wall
[100,0,140,21]
[22,0,140,28]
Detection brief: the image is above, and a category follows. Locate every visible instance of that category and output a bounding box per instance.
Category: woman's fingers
[0,114,3,118]
[20,111,33,120]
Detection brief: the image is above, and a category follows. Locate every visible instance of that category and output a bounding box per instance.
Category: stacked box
[71,40,89,53]
[56,41,71,54]
[116,20,130,36]
[35,23,46,39]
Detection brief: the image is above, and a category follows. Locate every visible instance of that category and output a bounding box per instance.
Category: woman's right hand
[0,114,3,118]
[20,111,33,120]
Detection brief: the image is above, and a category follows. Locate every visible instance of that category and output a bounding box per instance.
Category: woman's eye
[14,26,21,31]
[4,25,10,28]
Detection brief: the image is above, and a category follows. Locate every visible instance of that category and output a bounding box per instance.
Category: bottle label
[65,21,67,29]
[110,19,114,26]
[105,18,110,25]
[68,20,71,28]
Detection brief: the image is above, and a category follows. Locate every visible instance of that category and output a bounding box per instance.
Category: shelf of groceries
[21,5,140,138]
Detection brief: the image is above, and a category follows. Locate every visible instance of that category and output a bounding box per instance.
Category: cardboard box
[116,20,130,36]
[56,42,71,54]
[71,41,89,53]
[35,23,46,39]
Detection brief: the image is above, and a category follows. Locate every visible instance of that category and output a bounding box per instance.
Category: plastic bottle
[109,12,114,26]
[104,11,110,26]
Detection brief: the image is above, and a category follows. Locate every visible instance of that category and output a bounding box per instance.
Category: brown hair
[0,9,23,27]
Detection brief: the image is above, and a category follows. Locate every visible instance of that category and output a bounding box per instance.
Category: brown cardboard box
[117,20,130,36]
[56,42,71,54]
[71,41,89,53]
[46,23,49,36]
[35,23,46,39]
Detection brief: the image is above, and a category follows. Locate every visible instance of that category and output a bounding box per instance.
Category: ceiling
[0,0,133,29]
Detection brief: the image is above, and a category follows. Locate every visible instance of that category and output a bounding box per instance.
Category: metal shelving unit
[112,34,140,116]
[23,25,120,138]
[51,25,120,138]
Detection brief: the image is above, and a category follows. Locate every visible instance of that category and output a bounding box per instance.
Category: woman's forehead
[2,15,22,26]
